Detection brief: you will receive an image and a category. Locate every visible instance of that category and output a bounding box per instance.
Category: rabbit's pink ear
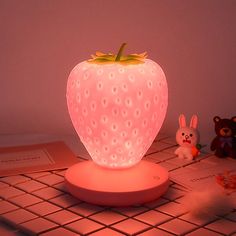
[190,115,198,129]
[179,114,186,128]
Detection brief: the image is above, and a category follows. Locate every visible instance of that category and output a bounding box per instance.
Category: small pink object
[65,44,169,206]
[175,114,199,160]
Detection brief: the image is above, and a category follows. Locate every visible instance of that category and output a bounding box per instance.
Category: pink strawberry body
[66,59,168,168]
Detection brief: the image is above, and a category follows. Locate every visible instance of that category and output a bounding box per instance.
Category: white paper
[0,149,54,170]
[170,157,236,190]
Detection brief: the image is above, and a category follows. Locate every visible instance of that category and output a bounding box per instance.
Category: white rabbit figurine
[175,114,200,160]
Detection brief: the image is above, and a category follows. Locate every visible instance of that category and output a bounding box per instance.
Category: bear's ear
[231,116,236,123]
[213,116,221,123]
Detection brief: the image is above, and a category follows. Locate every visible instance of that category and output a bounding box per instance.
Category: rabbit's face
[176,127,199,147]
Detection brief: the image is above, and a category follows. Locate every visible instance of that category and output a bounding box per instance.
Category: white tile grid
[0,137,235,236]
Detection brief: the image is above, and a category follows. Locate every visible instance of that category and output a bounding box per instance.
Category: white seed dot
[125,98,132,107]
[82,107,88,116]
[112,138,118,145]
[129,158,134,163]
[101,115,108,124]
[137,90,143,99]
[128,150,134,156]
[84,89,90,98]
[76,80,80,88]
[101,98,108,107]
[128,74,135,82]
[147,80,153,89]
[137,137,143,144]
[161,103,165,110]
[97,69,103,75]
[132,128,139,136]
[103,146,109,152]
[144,101,151,110]
[117,148,123,154]
[76,94,81,103]
[111,123,118,131]
[122,109,128,117]
[79,117,83,124]
[121,131,127,138]
[112,86,118,95]
[152,112,157,121]
[158,81,162,88]
[102,131,108,138]
[134,109,141,118]
[97,82,103,90]
[125,141,132,149]
[111,154,117,160]
[69,80,75,89]
[138,68,145,74]
[90,101,97,111]
[91,119,97,128]
[110,163,117,168]
[102,158,107,163]
[115,97,122,105]
[125,120,132,128]
[142,119,148,127]
[86,126,92,135]
[94,137,100,145]
[118,68,125,73]
[154,94,159,104]
[151,69,156,75]
[122,83,128,92]
[109,72,115,79]
[112,108,119,116]
[83,72,89,80]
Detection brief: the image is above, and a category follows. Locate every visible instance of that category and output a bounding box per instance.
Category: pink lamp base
[65,160,169,206]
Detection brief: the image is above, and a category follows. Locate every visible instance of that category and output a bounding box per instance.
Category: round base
[65,160,169,206]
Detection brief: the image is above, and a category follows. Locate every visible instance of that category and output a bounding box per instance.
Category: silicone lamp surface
[66,44,168,169]
[65,160,169,206]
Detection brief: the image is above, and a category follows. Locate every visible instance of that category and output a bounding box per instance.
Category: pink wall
[1,0,236,146]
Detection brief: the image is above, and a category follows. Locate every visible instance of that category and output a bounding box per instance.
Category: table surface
[0,134,236,236]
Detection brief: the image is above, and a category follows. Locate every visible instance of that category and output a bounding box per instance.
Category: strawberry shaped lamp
[65,43,169,206]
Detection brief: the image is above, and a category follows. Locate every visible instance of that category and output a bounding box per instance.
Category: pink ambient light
[66,44,168,169]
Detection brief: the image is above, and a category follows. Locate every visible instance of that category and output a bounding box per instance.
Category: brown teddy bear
[211,116,236,158]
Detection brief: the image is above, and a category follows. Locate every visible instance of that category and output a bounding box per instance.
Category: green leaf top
[87,43,147,65]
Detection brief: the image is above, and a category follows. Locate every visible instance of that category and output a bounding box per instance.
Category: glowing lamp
[65,44,169,206]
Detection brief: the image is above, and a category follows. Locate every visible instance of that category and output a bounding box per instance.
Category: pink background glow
[1,0,236,147]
